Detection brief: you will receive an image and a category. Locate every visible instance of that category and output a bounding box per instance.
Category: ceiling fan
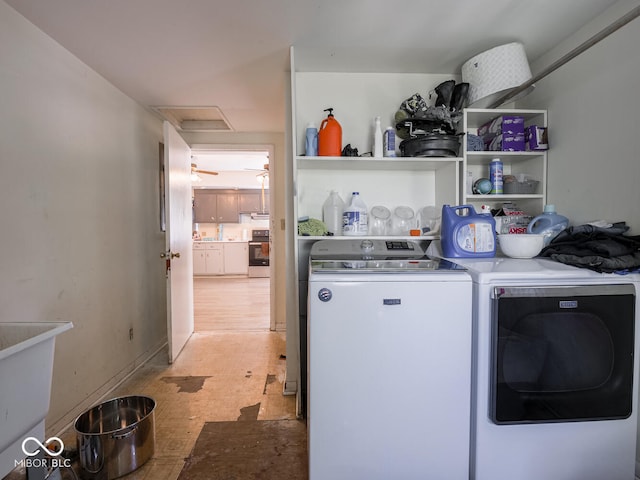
[247,163,269,181]
[191,162,218,176]
[247,164,269,218]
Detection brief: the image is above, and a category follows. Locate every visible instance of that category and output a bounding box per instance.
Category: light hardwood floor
[193,276,270,331]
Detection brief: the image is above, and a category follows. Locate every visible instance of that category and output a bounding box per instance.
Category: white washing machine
[307,239,472,480]
[450,255,640,480]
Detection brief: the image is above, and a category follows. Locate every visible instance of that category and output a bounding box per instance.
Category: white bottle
[373,116,383,158]
[322,190,345,236]
[343,192,368,236]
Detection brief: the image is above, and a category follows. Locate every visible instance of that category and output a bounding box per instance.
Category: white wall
[0,1,167,434]
[519,0,640,234]
[518,0,640,473]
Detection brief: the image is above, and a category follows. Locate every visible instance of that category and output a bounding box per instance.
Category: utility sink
[0,322,73,478]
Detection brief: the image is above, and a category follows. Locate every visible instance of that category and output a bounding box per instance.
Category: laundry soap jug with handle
[342,192,368,236]
[322,190,345,236]
[527,204,569,246]
[441,205,496,258]
[318,108,342,156]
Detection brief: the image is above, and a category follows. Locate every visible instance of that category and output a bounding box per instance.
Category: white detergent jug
[527,205,569,246]
[343,192,368,236]
[322,190,345,236]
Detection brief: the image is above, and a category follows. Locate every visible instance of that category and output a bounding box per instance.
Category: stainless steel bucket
[74,395,156,480]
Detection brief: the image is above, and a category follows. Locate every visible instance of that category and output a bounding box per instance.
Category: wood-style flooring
[194,276,270,331]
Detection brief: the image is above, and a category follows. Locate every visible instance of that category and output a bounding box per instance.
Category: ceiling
[5,0,621,135]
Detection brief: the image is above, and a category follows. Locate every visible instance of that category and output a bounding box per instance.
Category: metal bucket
[74,395,156,480]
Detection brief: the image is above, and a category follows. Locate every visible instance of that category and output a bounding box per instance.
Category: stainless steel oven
[248,229,269,277]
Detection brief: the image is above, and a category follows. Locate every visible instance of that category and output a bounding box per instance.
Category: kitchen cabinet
[461,108,548,216]
[216,193,238,222]
[193,242,207,274]
[193,242,248,275]
[194,189,269,222]
[193,190,239,223]
[193,242,224,275]
[223,242,249,275]
[238,191,269,214]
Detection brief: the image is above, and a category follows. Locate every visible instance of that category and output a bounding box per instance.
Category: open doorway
[188,145,275,333]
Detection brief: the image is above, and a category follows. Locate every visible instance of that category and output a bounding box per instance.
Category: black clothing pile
[540,222,640,273]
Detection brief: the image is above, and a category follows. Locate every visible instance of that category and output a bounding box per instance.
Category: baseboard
[48,338,167,437]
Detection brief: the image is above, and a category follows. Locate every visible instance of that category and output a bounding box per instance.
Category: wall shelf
[297,156,461,171]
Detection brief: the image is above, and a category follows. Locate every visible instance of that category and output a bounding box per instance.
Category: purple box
[485,132,526,151]
[478,115,525,137]
[525,125,548,150]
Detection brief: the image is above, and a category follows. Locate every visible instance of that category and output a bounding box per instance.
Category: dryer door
[490,284,635,424]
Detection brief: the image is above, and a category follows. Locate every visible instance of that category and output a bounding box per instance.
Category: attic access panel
[152,106,233,132]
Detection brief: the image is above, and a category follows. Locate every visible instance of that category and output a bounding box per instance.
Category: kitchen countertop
[194,239,248,243]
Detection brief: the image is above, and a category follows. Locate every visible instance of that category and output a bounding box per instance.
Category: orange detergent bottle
[318,108,342,156]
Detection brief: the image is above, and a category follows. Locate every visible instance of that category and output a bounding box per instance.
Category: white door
[164,121,194,363]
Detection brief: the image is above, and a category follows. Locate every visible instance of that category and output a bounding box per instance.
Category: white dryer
[452,256,640,480]
[307,239,472,480]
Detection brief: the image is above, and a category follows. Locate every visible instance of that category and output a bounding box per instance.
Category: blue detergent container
[527,204,569,246]
[441,205,496,258]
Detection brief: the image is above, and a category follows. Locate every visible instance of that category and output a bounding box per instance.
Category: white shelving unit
[462,108,548,215]
[289,46,467,413]
[292,67,464,236]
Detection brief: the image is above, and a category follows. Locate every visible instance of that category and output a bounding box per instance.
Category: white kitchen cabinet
[193,242,208,275]
[206,244,224,275]
[193,242,224,275]
[193,242,247,275]
[461,108,548,215]
[223,242,248,275]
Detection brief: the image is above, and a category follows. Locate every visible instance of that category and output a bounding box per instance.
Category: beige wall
[518,0,640,473]
[520,0,640,234]
[0,1,167,434]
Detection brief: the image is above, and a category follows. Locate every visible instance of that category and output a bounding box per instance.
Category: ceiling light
[256,174,268,185]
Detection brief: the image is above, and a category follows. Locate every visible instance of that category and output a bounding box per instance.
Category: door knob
[171,252,181,259]
[160,251,181,259]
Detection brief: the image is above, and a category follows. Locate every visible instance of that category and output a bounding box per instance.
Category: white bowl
[498,234,545,259]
